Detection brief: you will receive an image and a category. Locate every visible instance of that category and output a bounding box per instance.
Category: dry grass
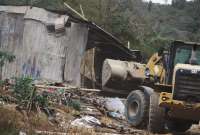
[100,116,114,126]
[0,105,22,135]
[28,112,56,131]
[67,126,96,135]
[0,104,62,134]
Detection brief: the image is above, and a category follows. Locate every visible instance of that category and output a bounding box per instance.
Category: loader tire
[125,90,149,128]
[148,92,165,133]
[166,119,192,132]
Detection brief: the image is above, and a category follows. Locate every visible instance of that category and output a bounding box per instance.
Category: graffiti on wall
[22,57,41,79]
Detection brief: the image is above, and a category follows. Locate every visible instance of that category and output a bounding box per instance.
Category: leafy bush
[13,76,48,111]
[13,76,34,102]
[68,100,81,111]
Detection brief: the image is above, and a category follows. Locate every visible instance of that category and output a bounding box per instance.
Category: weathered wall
[64,23,88,86]
[0,13,24,79]
[0,6,88,86]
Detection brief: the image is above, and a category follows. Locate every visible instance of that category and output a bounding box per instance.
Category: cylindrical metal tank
[102,59,146,91]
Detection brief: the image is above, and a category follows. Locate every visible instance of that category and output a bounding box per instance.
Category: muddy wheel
[125,90,149,128]
[166,119,192,132]
[148,92,165,133]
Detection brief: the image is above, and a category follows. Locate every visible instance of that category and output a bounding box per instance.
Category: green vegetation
[64,0,200,57]
[13,76,48,111]
[13,77,34,102]
[68,100,81,111]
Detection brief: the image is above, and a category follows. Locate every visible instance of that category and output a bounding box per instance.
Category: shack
[0,1,138,88]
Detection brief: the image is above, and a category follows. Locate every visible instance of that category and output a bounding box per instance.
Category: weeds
[68,100,81,111]
[13,77,34,102]
[12,76,48,112]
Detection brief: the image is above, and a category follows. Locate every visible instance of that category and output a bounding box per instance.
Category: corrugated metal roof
[0,4,137,61]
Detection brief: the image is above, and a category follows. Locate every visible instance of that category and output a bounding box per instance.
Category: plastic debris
[71,116,101,128]
[86,107,93,112]
[108,112,125,120]
[19,131,27,135]
[105,98,125,115]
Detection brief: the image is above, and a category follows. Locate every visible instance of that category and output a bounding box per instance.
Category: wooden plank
[35,85,101,92]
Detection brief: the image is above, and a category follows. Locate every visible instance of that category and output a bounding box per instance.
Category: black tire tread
[149,92,165,133]
[126,90,149,128]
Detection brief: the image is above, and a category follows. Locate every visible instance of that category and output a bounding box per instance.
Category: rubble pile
[0,77,146,135]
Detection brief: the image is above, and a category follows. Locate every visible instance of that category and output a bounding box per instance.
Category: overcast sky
[143,0,193,4]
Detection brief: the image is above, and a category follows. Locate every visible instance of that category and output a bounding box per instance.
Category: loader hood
[172,64,200,102]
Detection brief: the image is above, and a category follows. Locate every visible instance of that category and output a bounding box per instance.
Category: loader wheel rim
[128,100,139,117]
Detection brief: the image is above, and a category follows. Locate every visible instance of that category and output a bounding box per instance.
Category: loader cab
[165,41,200,84]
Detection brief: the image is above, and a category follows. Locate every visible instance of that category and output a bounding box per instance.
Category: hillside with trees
[64,0,200,57]
[0,0,199,57]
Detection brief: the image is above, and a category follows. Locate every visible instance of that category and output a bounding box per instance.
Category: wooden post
[64,3,88,21]
[79,4,85,18]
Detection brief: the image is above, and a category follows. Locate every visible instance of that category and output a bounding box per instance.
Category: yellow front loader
[102,41,200,133]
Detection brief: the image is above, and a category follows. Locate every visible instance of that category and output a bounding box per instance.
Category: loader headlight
[145,68,150,78]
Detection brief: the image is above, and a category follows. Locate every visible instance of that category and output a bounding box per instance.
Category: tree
[148,1,153,12]
[172,0,186,9]
[64,0,200,57]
